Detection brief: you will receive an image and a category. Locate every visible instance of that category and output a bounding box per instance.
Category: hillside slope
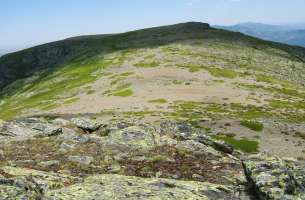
[1,22,305,199]
[1,22,305,158]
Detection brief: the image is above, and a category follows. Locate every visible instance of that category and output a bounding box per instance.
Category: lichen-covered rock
[68,156,94,165]
[45,174,235,200]
[160,120,233,154]
[0,178,42,200]
[0,118,62,140]
[96,120,134,137]
[176,140,222,158]
[196,134,234,154]
[0,166,79,199]
[70,117,101,132]
[243,154,305,200]
[102,125,159,151]
[160,120,195,140]
[0,118,273,199]
[0,166,79,190]
[31,122,62,137]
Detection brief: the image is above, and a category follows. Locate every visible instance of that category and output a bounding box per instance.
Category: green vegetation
[149,98,168,104]
[0,54,117,119]
[256,74,280,84]
[213,135,259,153]
[240,120,264,132]
[64,97,80,105]
[113,89,134,97]
[109,72,134,86]
[134,61,160,68]
[41,103,60,111]
[237,83,305,99]
[1,22,305,123]
[179,64,238,78]
[269,99,305,110]
[184,64,202,72]
[206,67,238,79]
[172,80,183,85]
[120,72,135,77]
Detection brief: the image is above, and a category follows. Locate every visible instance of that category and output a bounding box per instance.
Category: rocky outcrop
[0,117,62,140]
[0,116,304,199]
[160,121,234,154]
[0,166,235,200]
[44,174,234,199]
[243,154,305,200]
[0,166,79,200]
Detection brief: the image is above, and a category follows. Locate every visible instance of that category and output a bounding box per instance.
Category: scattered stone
[71,117,101,132]
[68,156,94,165]
[59,142,76,152]
[38,160,60,168]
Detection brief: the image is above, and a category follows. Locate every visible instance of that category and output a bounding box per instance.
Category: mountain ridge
[215,22,305,47]
[1,21,305,92]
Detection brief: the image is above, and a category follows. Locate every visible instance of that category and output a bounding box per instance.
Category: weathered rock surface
[0,117,304,199]
[71,117,101,132]
[0,166,79,199]
[160,121,234,154]
[243,154,305,200]
[45,174,235,200]
[0,118,62,140]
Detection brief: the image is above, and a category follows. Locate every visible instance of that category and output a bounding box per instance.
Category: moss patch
[240,120,264,132]
[113,89,134,97]
[149,99,168,104]
[64,97,80,105]
[213,135,259,153]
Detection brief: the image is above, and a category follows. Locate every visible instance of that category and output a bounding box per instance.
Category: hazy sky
[1,0,305,51]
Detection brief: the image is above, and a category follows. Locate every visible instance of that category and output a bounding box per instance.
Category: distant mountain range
[214,22,305,47]
[0,49,7,57]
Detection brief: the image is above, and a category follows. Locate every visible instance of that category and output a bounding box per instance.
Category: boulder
[71,117,101,132]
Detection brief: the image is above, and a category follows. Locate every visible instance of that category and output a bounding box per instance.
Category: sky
[1,0,305,52]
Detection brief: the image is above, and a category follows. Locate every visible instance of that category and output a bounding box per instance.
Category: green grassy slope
[1,22,305,120]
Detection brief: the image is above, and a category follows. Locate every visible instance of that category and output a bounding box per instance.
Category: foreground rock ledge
[243,154,305,200]
[0,116,304,199]
[45,173,233,199]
